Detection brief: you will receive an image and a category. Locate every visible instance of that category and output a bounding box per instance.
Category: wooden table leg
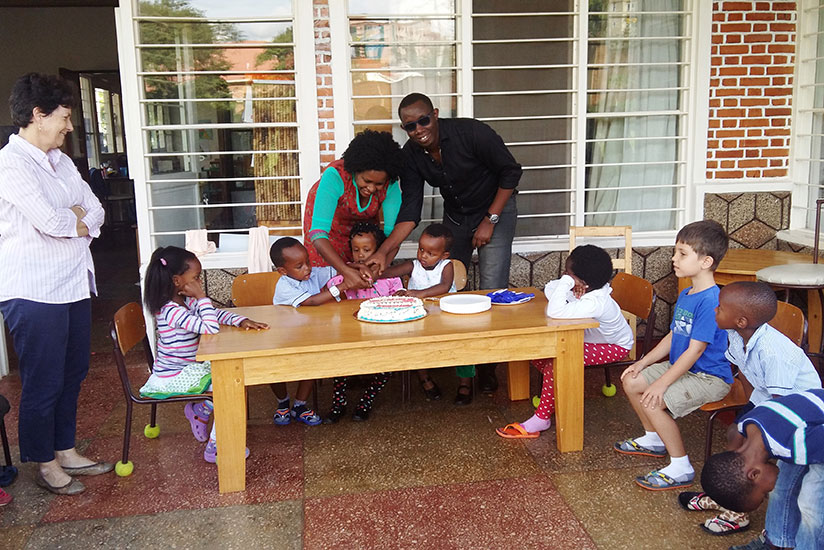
[553,330,584,453]
[507,360,530,401]
[211,358,247,493]
[808,289,822,354]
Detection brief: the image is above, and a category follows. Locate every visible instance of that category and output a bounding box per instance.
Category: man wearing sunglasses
[366,92,522,394]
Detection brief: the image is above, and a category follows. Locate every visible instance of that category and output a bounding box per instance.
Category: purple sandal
[184,402,211,442]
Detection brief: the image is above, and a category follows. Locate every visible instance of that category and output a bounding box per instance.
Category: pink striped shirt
[0,134,105,303]
[153,297,246,375]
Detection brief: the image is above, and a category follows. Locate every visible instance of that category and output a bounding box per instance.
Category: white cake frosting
[357,296,426,322]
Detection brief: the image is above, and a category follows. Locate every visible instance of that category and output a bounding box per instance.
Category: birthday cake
[357,296,426,323]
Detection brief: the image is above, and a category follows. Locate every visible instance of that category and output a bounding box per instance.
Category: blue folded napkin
[487,289,535,304]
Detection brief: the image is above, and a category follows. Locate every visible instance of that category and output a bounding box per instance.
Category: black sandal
[454,384,472,406]
[419,378,442,401]
[323,406,346,424]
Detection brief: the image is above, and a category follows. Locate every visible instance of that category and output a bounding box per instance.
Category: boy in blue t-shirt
[271,237,347,307]
[615,220,733,490]
[701,390,824,550]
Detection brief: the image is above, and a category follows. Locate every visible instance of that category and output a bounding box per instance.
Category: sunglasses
[400,111,435,133]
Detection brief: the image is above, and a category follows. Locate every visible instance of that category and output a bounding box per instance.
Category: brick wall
[314,0,336,168]
[707,1,796,180]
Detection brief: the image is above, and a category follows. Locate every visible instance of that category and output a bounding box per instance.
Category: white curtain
[586,0,681,230]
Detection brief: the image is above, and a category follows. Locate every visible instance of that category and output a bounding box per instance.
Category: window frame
[116,0,320,270]
[330,0,711,254]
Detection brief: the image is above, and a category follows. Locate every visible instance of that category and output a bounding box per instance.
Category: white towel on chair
[184,229,216,256]
[247,226,272,274]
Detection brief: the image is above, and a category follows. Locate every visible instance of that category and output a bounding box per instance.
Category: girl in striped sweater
[142,246,268,462]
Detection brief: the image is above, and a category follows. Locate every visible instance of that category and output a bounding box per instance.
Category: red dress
[303,159,388,267]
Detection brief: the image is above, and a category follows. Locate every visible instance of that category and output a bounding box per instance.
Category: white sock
[659,455,694,480]
[634,431,664,448]
[520,414,552,433]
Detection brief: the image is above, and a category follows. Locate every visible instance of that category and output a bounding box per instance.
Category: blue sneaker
[291,404,321,426]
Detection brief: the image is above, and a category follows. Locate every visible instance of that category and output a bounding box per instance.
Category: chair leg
[705,410,720,463]
[149,402,158,427]
[0,417,12,467]
[122,400,133,465]
[603,366,612,390]
[401,371,410,403]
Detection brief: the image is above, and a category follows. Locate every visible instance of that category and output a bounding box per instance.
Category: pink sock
[520,414,552,433]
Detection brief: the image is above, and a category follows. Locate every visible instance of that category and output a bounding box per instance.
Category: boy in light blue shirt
[271,237,346,307]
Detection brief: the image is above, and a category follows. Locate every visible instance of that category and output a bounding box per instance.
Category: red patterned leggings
[532,343,630,420]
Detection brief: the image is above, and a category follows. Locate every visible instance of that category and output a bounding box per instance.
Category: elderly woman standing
[0,73,111,496]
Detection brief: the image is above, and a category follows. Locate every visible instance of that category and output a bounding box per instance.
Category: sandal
[495,423,539,439]
[323,406,346,425]
[613,438,667,458]
[273,406,291,426]
[701,513,751,536]
[291,406,321,426]
[184,403,211,442]
[678,491,720,511]
[634,469,694,491]
[454,384,472,406]
[419,378,442,401]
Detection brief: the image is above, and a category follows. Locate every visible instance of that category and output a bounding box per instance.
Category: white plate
[439,294,492,314]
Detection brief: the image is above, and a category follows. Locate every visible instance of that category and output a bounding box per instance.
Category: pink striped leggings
[532,342,630,420]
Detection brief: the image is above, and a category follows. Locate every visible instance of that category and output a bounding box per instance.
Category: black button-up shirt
[396,117,521,226]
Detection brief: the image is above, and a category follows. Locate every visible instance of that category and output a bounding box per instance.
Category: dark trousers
[0,299,91,463]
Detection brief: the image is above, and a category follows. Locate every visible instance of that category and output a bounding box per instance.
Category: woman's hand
[340,264,372,290]
[179,279,207,300]
[364,250,388,276]
[240,319,269,330]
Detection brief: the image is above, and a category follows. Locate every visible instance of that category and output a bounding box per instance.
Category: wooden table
[197,288,598,493]
[678,248,821,348]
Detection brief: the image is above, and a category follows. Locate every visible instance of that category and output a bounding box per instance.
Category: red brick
[740,118,769,127]
[741,98,769,106]
[746,12,776,21]
[750,66,766,75]
[770,138,785,147]
[717,149,745,158]
[712,56,723,66]
[755,2,770,9]
[773,55,788,64]
[751,44,766,54]
[775,34,790,42]
[721,23,752,33]
[724,56,741,65]
[773,77,787,86]
[316,64,331,74]
[710,98,722,108]
[748,108,763,117]
[746,170,761,177]
[722,139,738,148]
[770,159,783,167]
[317,87,333,96]
[713,34,724,44]
[741,77,770,86]
[710,119,721,128]
[728,12,744,21]
[723,119,738,127]
[745,149,760,158]
[765,128,790,136]
[717,130,746,138]
[711,78,721,87]
[716,170,745,178]
[744,34,772,43]
[765,87,792,96]
[747,129,763,137]
[767,66,794,74]
[763,148,790,157]
[707,160,719,169]
[742,139,769,147]
[722,78,739,86]
[720,66,748,76]
[708,140,720,149]
[723,98,738,106]
[739,159,768,168]
[770,118,787,127]
[752,24,768,33]
[721,160,736,168]
[717,108,745,117]
[723,1,753,9]
[742,55,771,64]
[771,23,795,32]
[765,108,792,116]
[763,168,788,177]
[768,44,795,53]
[772,2,795,10]
[771,98,787,106]
[716,88,745,97]
[720,44,749,54]
[726,33,742,43]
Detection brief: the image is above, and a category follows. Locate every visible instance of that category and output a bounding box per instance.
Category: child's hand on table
[240,319,269,330]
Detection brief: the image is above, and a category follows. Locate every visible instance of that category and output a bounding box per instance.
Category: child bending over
[616,220,732,490]
[701,390,824,550]
[679,282,821,536]
[323,223,403,423]
[269,237,338,426]
[142,246,268,463]
[496,245,633,439]
[380,223,475,405]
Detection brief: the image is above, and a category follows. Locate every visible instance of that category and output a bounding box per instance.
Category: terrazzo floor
[0,234,766,550]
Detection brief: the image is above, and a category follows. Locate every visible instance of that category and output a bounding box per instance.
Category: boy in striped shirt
[701,389,824,550]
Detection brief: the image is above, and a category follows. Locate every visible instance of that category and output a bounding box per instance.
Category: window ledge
[776,229,818,250]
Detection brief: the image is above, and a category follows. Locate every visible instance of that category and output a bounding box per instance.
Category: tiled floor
[0,234,766,549]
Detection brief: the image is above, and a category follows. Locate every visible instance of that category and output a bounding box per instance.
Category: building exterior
[112,0,822,333]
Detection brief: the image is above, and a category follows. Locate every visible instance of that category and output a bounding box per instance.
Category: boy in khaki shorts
[614,220,733,490]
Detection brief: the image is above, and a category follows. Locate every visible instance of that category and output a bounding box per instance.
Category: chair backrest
[768,300,805,346]
[111,302,155,400]
[569,225,632,274]
[451,259,467,291]
[232,272,280,307]
[610,272,657,360]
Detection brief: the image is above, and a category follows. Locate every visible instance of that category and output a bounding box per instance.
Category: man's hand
[472,218,495,248]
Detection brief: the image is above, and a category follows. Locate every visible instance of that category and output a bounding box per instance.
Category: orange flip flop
[495,423,539,439]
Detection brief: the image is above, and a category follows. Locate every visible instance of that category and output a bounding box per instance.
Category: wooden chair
[569,225,632,274]
[231,272,318,410]
[451,259,467,291]
[592,272,657,396]
[701,300,806,461]
[231,272,280,307]
[110,302,211,477]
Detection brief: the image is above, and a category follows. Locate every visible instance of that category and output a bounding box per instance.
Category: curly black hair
[341,130,404,183]
[701,451,757,512]
[422,223,454,253]
[9,73,75,128]
[349,222,387,249]
[721,281,778,328]
[144,246,198,314]
[269,237,303,268]
[566,245,614,290]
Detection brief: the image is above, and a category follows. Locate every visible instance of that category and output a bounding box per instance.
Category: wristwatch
[329,284,341,302]
[486,212,500,224]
